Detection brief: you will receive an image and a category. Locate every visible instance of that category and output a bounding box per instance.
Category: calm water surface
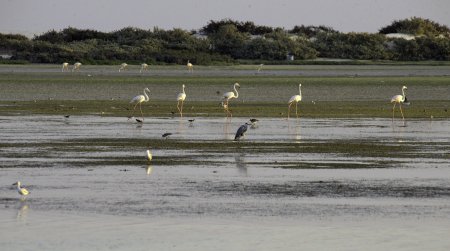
[1,116,449,250]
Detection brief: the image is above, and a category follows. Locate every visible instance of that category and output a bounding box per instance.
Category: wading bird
[187,60,193,73]
[12,181,29,197]
[177,84,187,117]
[146,150,152,161]
[249,118,259,128]
[119,63,128,72]
[288,84,302,119]
[391,85,409,120]
[234,123,251,141]
[62,62,69,72]
[140,63,149,73]
[162,132,172,139]
[257,64,264,72]
[223,83,240,118]
[129,88,150,121]
[72,62,82,72]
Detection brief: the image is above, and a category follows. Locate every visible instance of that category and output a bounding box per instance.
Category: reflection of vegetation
[1,17,449,64]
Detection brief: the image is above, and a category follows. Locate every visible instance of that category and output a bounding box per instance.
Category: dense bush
[1,17,449,64]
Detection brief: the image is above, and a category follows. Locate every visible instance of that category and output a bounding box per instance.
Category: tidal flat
[0,64,449,250]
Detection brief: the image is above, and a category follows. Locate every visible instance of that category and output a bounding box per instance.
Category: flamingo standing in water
[72,62,82,72]
[288,84,302,119]
[177,84,187,117]
[222,83,240,118]
[129,88,150,121]
[119,63,128,72]
[187,60,193,73]
[391,85,409,120]
[62,62,69,72]
[140,63,149,73]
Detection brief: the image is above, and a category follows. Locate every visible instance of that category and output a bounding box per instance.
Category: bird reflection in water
[16,200,29,222]
[235,152,248,176]
[287,119,301,142]
[146,165,153,176]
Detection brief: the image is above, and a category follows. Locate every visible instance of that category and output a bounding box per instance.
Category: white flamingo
[177,84,187,117]
[140,63,149,73]
[257,64,264,72]
[62,62,69,72]
[187,60,193,73]
[288,84,302,119]
[223,83,240,118]
[119,63,128,72]
[391,85,408,120]
[72,62,82,72]
[129,88,150,121]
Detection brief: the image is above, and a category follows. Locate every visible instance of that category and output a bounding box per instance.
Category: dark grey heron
[234,123,251,141]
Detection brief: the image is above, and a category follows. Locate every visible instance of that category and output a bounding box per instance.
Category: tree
[210,24,249,58]
[379,17,450,38]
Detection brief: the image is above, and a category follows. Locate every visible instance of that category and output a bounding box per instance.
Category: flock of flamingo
[13,64,410,198]
[127,81,409,123]
[60,61,409,122]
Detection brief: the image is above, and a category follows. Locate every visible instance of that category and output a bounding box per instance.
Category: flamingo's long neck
[182,85,185,94]
[299,85,302,97]
[402,88,406,101]
[143,89,150,101]
[234,85,239,98]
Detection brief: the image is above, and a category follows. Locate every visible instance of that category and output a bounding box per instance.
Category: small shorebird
[12,181,29,197]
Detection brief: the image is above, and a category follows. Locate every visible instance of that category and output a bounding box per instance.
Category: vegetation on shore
[1,17,450,65]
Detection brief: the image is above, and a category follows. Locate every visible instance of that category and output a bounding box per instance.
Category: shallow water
[1,115,449,250]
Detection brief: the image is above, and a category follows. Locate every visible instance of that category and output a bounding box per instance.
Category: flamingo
[129,88,150,121]
[177,84,187,117]
[140,63,149,73]
[223,83,240,118]
[288,84,302,119]
[391,85,408,120]
[119,63,128,72]
[62,62,69,72]
[12,181,29,197]
[257,64,264,72]
[187,60,193,73]
[72,62,82,72]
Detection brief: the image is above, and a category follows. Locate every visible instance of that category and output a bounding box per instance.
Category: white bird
[257,64,264,72]
[129,88,150,121]
[187,60,193,73]
[391,85,409,120]
[288,84,302,119]
[177,84,187,117]
[223,83,240,118]
[119,63,128,72]
[140,63,149,73]
[146,149,152,161]
[12,181,29,196]
[62,62,69,72]
[234,123,251,141]
[72,62,82,72]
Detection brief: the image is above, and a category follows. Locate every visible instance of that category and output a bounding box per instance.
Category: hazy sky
[1,0,449,37]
